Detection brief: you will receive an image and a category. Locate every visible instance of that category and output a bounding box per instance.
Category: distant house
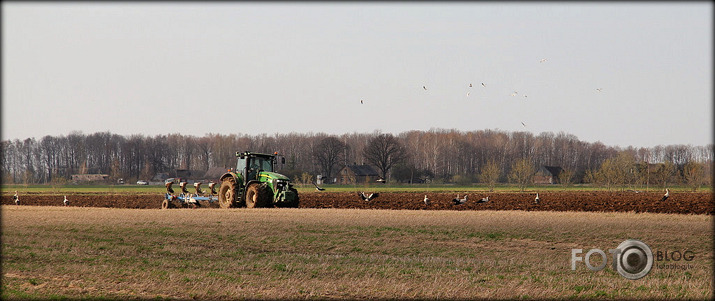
[152,173,171,182]
[71,174,110,184]
[534,166,564,184]
[172,169,211,182]
[337,165,380,184]
[203,167,229,181]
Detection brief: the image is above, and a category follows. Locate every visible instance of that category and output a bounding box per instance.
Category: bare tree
[558,168,574,187]
[313,137,347,183]
[362,133,409,181]
[508,158,535,192]
[682,161,706,192]
[479,160,500,192]
[509,158,536,191]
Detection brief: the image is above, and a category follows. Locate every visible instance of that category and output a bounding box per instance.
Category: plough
[162,181,219,209]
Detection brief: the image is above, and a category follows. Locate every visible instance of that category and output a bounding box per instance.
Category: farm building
[337,165,380,184]
[70,174,110,184]
[534,166,564,184]
[203,167,229,181]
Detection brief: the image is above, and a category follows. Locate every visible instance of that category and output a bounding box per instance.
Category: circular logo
[615,239,653,280]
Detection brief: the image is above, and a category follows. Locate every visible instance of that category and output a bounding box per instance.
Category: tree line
[1,129,712,191]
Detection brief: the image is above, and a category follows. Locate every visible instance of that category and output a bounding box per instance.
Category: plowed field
[3,191,713,214]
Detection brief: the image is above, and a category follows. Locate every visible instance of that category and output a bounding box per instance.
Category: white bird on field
[13,191,19,205]
[63,195,69,206]
[535,193,540,204]
[359,192,379,201]
[423,195,430,206]
[660,188,669,201]
[476,196,489,203]
[452,194,468,205]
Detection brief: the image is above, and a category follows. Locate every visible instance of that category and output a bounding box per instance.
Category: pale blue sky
[2,2,712,148]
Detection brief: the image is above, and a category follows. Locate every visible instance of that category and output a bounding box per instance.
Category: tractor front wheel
[245,183,271,208]
[218,178,237,208]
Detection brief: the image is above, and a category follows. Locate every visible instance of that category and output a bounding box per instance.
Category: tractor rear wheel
[245,183,271,208]
[218,178,237,208]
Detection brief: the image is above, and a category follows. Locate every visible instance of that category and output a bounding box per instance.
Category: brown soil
[3,191,713,214]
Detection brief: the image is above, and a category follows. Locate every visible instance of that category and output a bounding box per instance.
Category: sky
[2,1,712,148]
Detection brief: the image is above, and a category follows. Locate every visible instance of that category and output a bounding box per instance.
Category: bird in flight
[63,195,69,206]
[539,58,547,63]
[360,99,363,104]
[467,92,471,96]
[660,188,669,201]
[312,181,325,191]
[476,196,489,203]
[359,192,379,201]
[452,194,468,205]
[423,86,427,90]
[469,83,473,88]
[596,88,603,92]
[511,91,518,97]
[481,83,486,87]
[521,122,526,127]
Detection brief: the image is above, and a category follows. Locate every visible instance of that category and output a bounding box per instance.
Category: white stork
[452,194,468,205]
[359,192,379,201]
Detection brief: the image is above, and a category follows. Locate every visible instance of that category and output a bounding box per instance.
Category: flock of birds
[359,58,604,129]
[11,190,71,206]
[9,188,671,207]
[307,186,671,207]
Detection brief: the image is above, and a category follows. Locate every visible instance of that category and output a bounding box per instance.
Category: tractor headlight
[275,179,287,191]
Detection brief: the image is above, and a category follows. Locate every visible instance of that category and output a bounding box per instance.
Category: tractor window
[250,157,273,172]
[236,158,246,173]
[258,157,273,172]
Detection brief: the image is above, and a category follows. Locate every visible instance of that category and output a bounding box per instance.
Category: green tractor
[218,151,299,208]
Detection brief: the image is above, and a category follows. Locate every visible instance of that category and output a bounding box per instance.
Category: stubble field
[2,203,713,300]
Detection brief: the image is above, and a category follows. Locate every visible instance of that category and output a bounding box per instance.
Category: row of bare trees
[2,129,712,190]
